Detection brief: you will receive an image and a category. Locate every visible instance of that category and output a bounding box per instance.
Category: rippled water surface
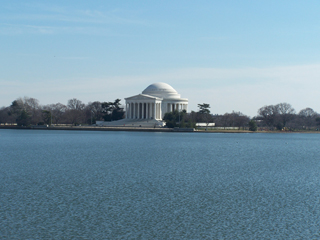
[1,129,320,239]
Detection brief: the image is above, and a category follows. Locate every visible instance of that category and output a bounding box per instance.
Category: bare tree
[0,107,15,123]
[257,105,279,128]
[66,98,86,125]
[299,107,317,118]
[220,113,233,129]
[276,103,295,127]
[24,97,40,112]
[43,103,68,124]
[298,107,318,129]
[232,111,250,129]
[183,111,197,128]
[216,111,249,129]
[67,98,85,111]
[85,101,104,124]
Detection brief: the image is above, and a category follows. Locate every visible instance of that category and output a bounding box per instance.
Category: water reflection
[1,130,320,239]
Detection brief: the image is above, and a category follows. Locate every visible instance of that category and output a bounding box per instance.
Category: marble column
[153,103,156,119]
[127,103,129,119]
[135,102,138,119]
[146,103,149,119]
[131,102,134,119]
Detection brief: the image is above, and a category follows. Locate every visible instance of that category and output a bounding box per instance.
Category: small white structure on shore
[196,123,216,127]
[97,82,188,127]
[125,82,188,120]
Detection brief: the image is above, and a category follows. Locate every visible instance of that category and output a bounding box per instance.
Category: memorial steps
[96,118,165,128]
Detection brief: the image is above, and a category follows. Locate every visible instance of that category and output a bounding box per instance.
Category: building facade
[125,82,188,120]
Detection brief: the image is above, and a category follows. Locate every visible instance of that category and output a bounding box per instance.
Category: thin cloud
[0,23,114,35]
[0,80,21,87]
[0,3,155,37]
[152,64,320,86]
[57,56,90,60]
[20,2,68,14]
[199,36,228,41]
[0,6,150,26]
[1,64,320,115]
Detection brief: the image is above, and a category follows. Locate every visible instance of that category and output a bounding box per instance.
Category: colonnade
[126,102,161,120]
[166,103,188,112]
[125,101,188,120]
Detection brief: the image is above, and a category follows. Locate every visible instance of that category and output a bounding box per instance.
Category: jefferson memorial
[97,82,188,127]
[125,82,188,120]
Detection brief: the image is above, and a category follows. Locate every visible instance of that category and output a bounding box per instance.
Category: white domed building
[96,82,188,127]
[125,82,188,120]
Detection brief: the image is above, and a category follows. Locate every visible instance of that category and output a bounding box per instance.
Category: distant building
[125,82,188,121]
[97,82,188,127]
[196,123,215,127]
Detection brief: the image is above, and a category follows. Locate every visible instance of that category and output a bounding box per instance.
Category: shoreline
[1,125,319,134]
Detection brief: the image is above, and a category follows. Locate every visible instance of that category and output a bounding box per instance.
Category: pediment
[125,94,162,101]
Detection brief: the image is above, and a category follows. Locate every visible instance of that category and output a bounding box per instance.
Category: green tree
[248,120,257,131]
[42,110,52,125]
[9,100,31,126]
[10,100,22,114]
[163,110,187,128]
[197,103,212,130]
[198,103,210,114]
[163,111,176,128]
[102,99,124,121]
[16,110,31,126]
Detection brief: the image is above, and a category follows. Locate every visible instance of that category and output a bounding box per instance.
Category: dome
[142,82,181,98]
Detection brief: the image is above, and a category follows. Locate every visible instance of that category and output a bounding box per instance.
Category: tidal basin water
[1,129,320,239]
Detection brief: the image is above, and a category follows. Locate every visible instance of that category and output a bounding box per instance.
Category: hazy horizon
[1,1,320,117]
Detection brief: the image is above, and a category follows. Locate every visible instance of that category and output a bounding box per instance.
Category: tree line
[0,97,124,126]
[1,97,319,131]
[163,102,320,131]
[163,103,253,130]
[255,103,320,131]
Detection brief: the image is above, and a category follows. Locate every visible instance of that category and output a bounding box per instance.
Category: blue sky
[1,1,320,117]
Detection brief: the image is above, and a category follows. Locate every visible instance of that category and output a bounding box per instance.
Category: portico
[125,83,188,121]
[125,96,162,120]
